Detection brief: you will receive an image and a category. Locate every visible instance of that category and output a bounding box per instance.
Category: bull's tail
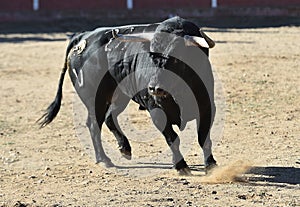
[37,33,85,128]
[37,61,68,128]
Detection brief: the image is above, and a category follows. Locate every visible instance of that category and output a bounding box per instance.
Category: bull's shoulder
[112,23,160,35]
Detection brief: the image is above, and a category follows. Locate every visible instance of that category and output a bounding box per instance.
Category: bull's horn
[184,35,210,48]
[112,30,154,42]
[199,29,215,48]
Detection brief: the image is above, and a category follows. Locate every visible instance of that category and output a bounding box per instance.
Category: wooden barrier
[133,0,211,9]
[39,0,126,11]
[0,0,32,11]
[218,0,300,7]
[0,0,299,12]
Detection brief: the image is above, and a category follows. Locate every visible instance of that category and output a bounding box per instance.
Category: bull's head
[110,25,215,100]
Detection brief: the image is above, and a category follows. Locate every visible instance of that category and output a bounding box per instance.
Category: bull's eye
[149,87,155,92]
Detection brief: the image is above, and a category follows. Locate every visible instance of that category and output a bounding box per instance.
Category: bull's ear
[112,30,154,42]
[184,35,210,48]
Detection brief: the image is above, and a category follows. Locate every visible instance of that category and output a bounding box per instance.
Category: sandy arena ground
[0,20,299,206]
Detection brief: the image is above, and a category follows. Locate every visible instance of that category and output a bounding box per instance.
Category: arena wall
[1,0,299,12]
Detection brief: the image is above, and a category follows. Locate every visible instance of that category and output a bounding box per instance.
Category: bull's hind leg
[105,94,132,160]
[86,72,118,167]
[150,109,191,175]
[86,112,114,167]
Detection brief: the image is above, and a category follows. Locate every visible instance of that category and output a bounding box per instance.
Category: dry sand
[0,24,299,206]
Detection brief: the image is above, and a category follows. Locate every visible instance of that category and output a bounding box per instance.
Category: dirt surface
[0,21,299,206]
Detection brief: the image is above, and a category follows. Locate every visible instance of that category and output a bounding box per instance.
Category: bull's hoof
[120,148,132,160]
[104,159,115,168]
[96,158,115,168]
[205,155,217,174]
[205,163,217,175]
[174,159,191,175]
[177,167,192,176]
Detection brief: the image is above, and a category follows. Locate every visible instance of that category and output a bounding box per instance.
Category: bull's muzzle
[148,85,168,97]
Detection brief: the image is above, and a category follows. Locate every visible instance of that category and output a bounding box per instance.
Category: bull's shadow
[114,162,173,170]
[114,163,299,186]
[113,163,208,175]
[245,166,300,186]
[112,162,206,171]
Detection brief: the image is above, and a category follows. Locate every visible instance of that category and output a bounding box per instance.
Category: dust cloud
[200,160,252,183]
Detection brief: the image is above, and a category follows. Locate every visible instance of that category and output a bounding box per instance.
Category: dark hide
[38,16,217,174]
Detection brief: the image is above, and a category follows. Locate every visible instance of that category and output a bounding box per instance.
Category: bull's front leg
[104,93,132,160]
[197,107,217,174]
[198,130,217,174]
[162,124,191,175]
[105,112,132,160]
[150,109,191,175]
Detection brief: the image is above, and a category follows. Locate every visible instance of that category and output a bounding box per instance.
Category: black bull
[38,17,217,174]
